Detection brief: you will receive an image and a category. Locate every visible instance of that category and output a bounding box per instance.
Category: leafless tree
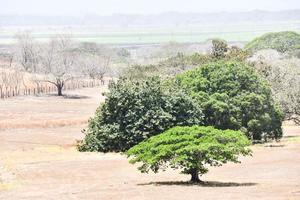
[0,69,24,97]
[78,42,112,84]
[37,34,78,96]
[249,49,300,124]
[15,32,39,72]
[0,51,14,69]
[0,71,5,98]
[79,54,110,83]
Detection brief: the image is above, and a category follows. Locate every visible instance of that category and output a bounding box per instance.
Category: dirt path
[0,87,300,200]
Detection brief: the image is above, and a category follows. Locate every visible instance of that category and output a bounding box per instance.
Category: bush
[123,64,160,80]
[226,46,249,62]
[176,61,283,141]
[78,77,204,152]
[187,53,213,66]
[126,126,252,182]
[211,39,228,59]
[245,31,300,53]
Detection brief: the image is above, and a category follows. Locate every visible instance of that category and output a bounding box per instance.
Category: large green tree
[176,61,283,141]
[78,77,204,152]
[127,126,252,182]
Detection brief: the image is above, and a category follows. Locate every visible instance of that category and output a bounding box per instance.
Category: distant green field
[0,21,299,45]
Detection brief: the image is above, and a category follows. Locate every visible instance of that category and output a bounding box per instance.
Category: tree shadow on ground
[263,144,285,147]
[37,94,91,99]
[62,94,91,99]
[283,135,299,139]
[138,181,257,187]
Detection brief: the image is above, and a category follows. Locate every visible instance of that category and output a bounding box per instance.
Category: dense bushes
[176,62,283,140]
[245,31,300,53]
[78,77,204,152]
[79,61,284,153]
[127,126,251,182]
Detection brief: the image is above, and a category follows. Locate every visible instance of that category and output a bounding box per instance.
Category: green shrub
[211,39,228,59]
[122,64,160,80]
[187,53,213,66]
[176,61,283,141]
[126,125,252,182]
[78,77,204,152]
[245,31,300,53]
[226,46,249,62]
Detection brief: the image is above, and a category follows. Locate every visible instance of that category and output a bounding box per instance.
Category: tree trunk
[190,169,201,183]
[57,84,63,96]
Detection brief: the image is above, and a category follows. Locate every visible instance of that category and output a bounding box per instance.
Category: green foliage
[226,46,249,62]
[176,61,283,141]
[211,39,228,59]
[186,53,213,66]
[123,53,213,79]
[123,64,160,80]
[78,77,204,152]
[245,31,300,53]
[126,126,252,182]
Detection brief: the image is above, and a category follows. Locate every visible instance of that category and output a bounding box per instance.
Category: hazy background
[0,0,299,44]
[2,0,300,15]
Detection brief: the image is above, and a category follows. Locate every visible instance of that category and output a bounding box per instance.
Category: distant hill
[0,10,300,27]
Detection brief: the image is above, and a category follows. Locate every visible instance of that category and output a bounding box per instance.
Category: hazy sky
[2,0,300,16]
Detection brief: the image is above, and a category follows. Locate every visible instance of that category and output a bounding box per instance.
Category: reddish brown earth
[0,87,299,200]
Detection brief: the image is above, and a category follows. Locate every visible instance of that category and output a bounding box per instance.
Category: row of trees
[1,32,132,96]
[123,39,248,79]
[15,33,106,95]
[0,70,24,97]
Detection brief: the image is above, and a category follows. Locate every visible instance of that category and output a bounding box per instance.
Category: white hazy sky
[1,0,300,16]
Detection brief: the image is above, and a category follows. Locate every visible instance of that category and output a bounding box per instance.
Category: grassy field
[1,21,300,44]
[0,87,299,199]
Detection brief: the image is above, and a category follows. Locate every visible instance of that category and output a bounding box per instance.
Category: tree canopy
[78,77,204,152]
[126,126,252,182]
[176,61,283,141]
[245,31,300,53]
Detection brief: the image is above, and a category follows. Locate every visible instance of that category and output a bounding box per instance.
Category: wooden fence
[0,79,108,99]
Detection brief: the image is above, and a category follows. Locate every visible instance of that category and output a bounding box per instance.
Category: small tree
[126,126,252,182]
[79,52,110,82]
[38,34,78,96]
[211,39,228,59]
[15,32,39,72]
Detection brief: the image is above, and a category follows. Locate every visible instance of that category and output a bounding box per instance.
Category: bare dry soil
[0,87,299,200]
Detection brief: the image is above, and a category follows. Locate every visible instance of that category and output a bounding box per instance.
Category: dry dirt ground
[0,87,299,200]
